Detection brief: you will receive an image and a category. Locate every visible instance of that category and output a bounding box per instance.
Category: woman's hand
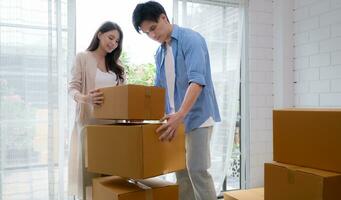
[84,89,104,106]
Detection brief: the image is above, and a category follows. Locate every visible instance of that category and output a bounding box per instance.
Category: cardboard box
[264,162,341,200]
[93,84,165,120]
[273,108,341,173]
[93,176,178,200]
[224,188,263,200]
[85,123,185,179]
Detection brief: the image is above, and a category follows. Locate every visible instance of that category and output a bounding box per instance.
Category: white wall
[293,0,341,107]
[273,0,294,108]
[247,0,274,187]
[246,0,341,188]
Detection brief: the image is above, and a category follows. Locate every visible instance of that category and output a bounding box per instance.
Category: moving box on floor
[264,162,341,200]
[92,84,165,120]
[224,188,263,200]
[85,123,186,179]
[93,176,178,200]
[273,108,341,173]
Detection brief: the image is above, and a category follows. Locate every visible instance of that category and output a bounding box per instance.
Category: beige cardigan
[68,51,124,199]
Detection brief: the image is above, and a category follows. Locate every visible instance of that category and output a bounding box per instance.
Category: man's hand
[156,112,185,142]
[156,83,203,142]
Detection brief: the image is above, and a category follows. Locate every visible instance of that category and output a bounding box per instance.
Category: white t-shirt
[165,44,176,113]
[165,44,214,128]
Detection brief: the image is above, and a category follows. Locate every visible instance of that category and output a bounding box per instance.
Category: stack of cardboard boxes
[224,108,341,200]
[265,109,341,200]
[84,84,186,200]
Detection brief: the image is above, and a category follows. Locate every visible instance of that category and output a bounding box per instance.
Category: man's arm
[156,82,202,141]
[156,32,207,141]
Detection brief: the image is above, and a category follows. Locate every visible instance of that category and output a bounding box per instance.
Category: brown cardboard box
[93,176,178,200]
[264,162,341,200]
[85,123,185,179]
[93,84,165,120]
[273,108,341,173]
[224,188,263,200]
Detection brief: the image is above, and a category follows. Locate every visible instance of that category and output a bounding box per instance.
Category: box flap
[96,176,144,195]
[93,176,178,200]
[273,108,341,112]
[138,177,177,188]
[270,162,341,177]
[224,188,264,200]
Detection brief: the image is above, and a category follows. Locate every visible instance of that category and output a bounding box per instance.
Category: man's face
[140,14,170,43]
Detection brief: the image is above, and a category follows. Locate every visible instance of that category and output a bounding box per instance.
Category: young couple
[68,1,221,200]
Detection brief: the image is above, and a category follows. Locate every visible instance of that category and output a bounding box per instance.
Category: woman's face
[98,30,120,53]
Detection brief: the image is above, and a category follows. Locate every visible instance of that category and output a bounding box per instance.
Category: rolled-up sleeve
[182,33,207,86]
[68,53,83,101]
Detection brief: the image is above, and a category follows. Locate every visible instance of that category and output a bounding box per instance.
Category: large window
[174,0,243,194]
[0,0,75,199]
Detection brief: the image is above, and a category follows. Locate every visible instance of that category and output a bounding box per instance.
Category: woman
[68,21,125,200]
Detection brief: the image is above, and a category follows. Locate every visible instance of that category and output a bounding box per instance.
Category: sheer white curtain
[173,0,245,193]
[0,0,75,199]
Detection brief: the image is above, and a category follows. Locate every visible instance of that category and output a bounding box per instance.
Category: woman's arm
[68,53,85,103]
[68,53,104,105]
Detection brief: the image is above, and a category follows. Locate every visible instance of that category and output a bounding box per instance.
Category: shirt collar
[162,24,179,48]
[171,24,180,40]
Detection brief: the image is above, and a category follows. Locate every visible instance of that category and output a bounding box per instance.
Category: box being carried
[85,123,186,179]
[92,84,165,120]
[93,176,178,200]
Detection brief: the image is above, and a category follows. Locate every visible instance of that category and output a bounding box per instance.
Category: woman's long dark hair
[87,21,124,83]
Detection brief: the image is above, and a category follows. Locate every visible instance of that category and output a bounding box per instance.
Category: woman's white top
[95,68,117,88]
[88,68,118,125]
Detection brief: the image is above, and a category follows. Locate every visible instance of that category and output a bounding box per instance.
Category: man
[133,1,221,200]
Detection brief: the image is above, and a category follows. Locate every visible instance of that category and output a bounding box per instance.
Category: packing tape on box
[144,87,152,118]
[287,169,295,184]
[128,179,153,200]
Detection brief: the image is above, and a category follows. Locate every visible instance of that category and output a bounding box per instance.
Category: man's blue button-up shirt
[154,25,221,133]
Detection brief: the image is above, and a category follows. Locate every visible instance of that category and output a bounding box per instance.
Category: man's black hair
[132,1,169,33]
